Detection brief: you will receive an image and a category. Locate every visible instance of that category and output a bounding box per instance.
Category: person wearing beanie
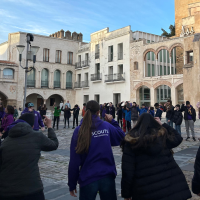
[0,114,59,200]
[172,104,183,135]
[21,102,44,131]
[180,101,196,141]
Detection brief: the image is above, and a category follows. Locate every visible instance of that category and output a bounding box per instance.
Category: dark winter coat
[121,123,191,200]
[40,108,47,119]
[155,108,163,119]
[109,106,115,119]
[192,145,200,194]
[131,107,139,121]
[117,108,123,120]
[62,108,71,118]
[164,105,174,120]
[71,108,80,118]
[180,104,196,122]
[0,122,59,198]
[172,110,183,125]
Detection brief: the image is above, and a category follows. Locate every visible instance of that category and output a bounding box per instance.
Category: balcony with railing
[66,82,73,89]
[74,81,82,89]
[95,52,99,59]
[82,60,89,68]
[75,62,82,70]
[118,52,123,60]
[82,81,89,88]
[91,73,102,82]
[41,81,48,88]
[27,80,35,87]
[54,81,61,88]
[105,73,125,83]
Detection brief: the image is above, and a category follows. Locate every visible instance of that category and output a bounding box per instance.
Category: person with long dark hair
[0,103,5,127]
[116,103,123,128]
[121,113,191,200]
[0,105,14,141]
[164,100,174,128]
[61,105,71,128]
[71,104,80,129]
[68,100,125,200]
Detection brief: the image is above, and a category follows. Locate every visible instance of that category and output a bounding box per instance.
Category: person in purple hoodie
[68,100,125,200]
[101,103,107,121]
[0,105,14,141]
[0,103,5,127]
[21,102,44,131]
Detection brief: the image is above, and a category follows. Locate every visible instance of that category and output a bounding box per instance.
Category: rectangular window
[164,50,166,63]
[43,48,49,62]
[168,66,170,75]
[160,65,162,76]
[67,52,73,64]
[118,43,123,60]
[187,51,193,64]
[148,64,151,77]
[164,66,166,75]
[152,52,154,61]
[152,64,155,76]
[108,46,113,62]
[147,52,150,60]
[171,67,174,75]
[55,50,61,63]
[167,51,170,63]
[95,44,100,59]
[159,52,162,62]
[147,40,150,43]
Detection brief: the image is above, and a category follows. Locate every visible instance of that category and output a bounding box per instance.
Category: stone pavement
[39,116,200,200]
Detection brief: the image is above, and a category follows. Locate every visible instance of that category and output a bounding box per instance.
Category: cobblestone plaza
[39,116,200,200]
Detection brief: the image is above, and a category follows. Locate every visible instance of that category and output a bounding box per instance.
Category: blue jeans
[166,118,173,128]
[175,124,181,135]
[79,175,117,200]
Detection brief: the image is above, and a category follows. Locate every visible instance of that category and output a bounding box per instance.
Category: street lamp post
[16,33,40,110]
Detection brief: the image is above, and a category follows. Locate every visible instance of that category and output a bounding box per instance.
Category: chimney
[60,29,64,38]
[65,30,71,40]
[72,32,78,41]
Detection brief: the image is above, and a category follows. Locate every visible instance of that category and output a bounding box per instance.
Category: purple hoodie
[68,116,125,191]
[21,108,44,131]
[1,114,14,132]
[7,119,28,132]
[0,108,5,119]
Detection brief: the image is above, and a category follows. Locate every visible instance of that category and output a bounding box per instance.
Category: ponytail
[76,109,93,154]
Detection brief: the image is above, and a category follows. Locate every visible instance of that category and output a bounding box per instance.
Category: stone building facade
[0,30,81,110]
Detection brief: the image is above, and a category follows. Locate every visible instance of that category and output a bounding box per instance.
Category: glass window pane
[152,64,155,76]
[148,52,150,60]
[160,65,162,75]
[148,64,151,77]
[152,52,154,61]
[164,66,166,75]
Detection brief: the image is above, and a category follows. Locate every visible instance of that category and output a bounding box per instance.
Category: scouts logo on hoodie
[92,129,109,138]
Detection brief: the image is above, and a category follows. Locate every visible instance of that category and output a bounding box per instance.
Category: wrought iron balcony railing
[41,81,48,88]
[105,73,125,82]
[91,73,102,81]
[54,81,61,88]
[75,62,82,69]
[66,82,73,89]
[74,81,82,88]
[82,81,89,88]
[27,80,35,87]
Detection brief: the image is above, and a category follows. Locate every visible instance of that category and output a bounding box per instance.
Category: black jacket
[131,107,139,121]
[0,123,59,198]
[40,108,47,119]
[121,123,191,200]
[172,110,183,125]
[155,108,163,119]
[164,106,174,120]
[117,108,123,120]
[109,106,115,119]
[192,145,200,194]
[180,104,196,122]
[71,107,80,117]
[61,108,71,118]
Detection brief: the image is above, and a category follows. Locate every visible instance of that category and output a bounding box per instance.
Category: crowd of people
[0,99,200,200]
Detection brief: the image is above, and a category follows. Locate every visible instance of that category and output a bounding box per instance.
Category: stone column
[44,99,47,104]
[170,57,172,74]
[143,61,146,77]
[150,87,156,106]
[156,59,158,76]
[38,71,41,88]
[171,86,176,105]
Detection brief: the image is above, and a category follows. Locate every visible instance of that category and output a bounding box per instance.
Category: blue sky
[0,0,175,43]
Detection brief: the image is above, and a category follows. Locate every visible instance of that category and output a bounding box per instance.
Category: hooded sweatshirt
[0,122,58,198]
[68,116,125,191]
[1,114,14,132]
[21,108,44,131]
[137,106,148,116]
[122,109,131,122]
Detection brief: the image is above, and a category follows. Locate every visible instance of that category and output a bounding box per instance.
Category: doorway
[94,95,100,104]
[113,93,121,107]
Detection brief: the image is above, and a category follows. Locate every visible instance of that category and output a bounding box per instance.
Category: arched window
[3,68,14,79]
[157,85,171,103]
[139,86,151,107]
[41,68,49,87]
[66,71,72,89]
[27,68,35,87]
[145,51,156,77]
[54,70,60,88]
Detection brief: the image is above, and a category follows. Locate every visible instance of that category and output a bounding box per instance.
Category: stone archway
[143,48,156,61]
[26,93,44,110]
[153,81,172,89]
[46,94,64,111]
[0,91,8,107]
